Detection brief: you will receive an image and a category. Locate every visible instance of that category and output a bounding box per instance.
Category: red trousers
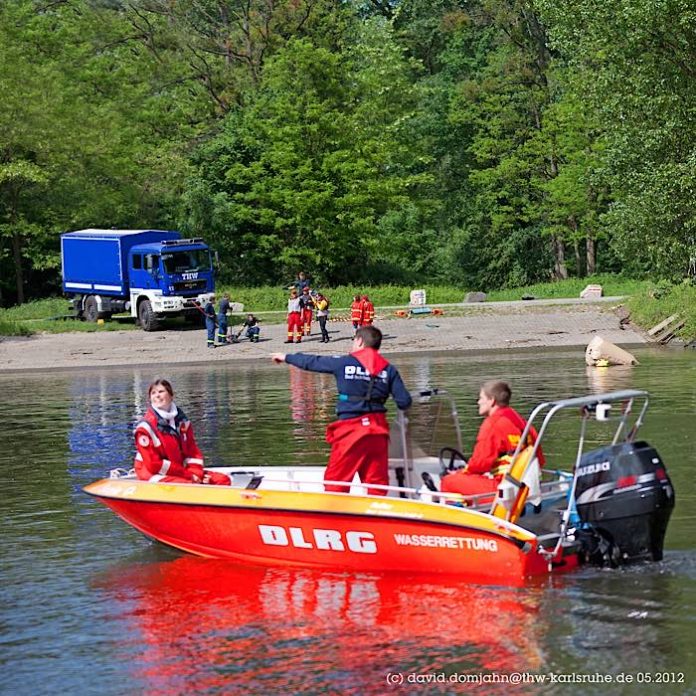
[287,311,302,341]
[302,308,313,335]
[440,470,499,504]
[324,413,390,496]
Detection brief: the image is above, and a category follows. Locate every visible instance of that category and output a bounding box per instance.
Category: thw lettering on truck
[258,525,377,553]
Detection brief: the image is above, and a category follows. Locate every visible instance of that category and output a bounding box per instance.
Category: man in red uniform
[360,295,375,326]
[350,294,363,337]
[271,326,412,495]
[300,286,314,336]
[134,379,230,485]
[440,380,544,499]
[286,289,302,343]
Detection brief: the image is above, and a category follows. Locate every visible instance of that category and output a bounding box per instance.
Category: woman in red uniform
[134,379,230,485]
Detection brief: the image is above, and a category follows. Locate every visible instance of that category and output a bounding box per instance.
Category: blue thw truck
[61,229,215,331]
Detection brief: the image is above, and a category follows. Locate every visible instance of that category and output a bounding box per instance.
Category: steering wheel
[438,446,467,473]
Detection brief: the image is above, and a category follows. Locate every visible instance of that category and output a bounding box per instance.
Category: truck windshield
[161,250,211,274]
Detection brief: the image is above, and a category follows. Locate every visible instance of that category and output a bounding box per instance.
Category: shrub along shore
[1,275,694,344]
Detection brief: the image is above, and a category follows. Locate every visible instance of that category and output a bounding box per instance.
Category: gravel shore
[0,298,644,373]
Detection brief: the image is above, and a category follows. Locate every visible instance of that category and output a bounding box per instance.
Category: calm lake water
[2,345,696,695]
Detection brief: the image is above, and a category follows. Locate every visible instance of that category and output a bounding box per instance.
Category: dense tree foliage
[2,0,694,304]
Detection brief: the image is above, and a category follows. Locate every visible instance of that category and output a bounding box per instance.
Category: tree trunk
[574,239,582,277]
[12,232,24,305]
[586,235,596,275]
[552,235,568,280]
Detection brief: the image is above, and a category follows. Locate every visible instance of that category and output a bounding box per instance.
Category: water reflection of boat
[93,555,547,692]
[85,390,675,584]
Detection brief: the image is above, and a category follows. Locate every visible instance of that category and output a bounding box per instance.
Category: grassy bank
[0,274,656,336]
[220,274,649,312]
[627,283,696,342]
[0,298,139,336]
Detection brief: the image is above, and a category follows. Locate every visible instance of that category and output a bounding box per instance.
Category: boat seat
[490,446,541,523]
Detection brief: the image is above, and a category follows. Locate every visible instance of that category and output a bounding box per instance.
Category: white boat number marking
[259,525,377,554]
[393,533,498,552]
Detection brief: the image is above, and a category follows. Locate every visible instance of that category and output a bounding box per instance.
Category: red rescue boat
[85,390,674,584]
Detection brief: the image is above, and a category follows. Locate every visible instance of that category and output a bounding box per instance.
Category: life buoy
[432,308,443,316]
[490,446,535,523]
[395,310,407,318]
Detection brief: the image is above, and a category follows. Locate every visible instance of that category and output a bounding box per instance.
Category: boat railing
[505,389,650,560]
[106,465,506,507]
[235,472,540,510]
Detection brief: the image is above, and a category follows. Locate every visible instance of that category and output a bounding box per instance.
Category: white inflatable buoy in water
[585,335,639,367]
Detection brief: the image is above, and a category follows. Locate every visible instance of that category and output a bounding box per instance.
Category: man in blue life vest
[271,326,412,495]
[292,271,311,294]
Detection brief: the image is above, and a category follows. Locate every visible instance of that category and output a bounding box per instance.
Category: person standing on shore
[286,289,302,343]
[291,271,311,294]
[315,292,330,342]
[300,287,314,336]
[350,294,363,337]
[204,294,217,349]
[360,295,375,326]
[271,325,412,495]
[217,292,230,345]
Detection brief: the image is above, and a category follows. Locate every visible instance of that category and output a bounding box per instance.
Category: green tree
[1,0,203,305]
[183,23,433,284]
[537,0,696,279]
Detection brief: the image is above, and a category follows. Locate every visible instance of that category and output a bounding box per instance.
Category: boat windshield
[389,390,463,461]
[162,249,211,274]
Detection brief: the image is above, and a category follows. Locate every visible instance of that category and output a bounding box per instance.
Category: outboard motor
[574,441,675,564]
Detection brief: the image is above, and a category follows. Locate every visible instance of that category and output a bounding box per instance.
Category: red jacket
[350,300,363,323]
[466,406,545,476]
[361,300,375,325]
[134,407,205,482]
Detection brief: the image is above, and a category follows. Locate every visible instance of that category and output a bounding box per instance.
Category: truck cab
[128,238,214,330]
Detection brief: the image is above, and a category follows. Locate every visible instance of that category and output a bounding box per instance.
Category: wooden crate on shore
[647,314,685,344]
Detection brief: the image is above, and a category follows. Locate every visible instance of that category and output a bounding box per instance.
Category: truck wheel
[84,296,99,323]
[138,300,159,331]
